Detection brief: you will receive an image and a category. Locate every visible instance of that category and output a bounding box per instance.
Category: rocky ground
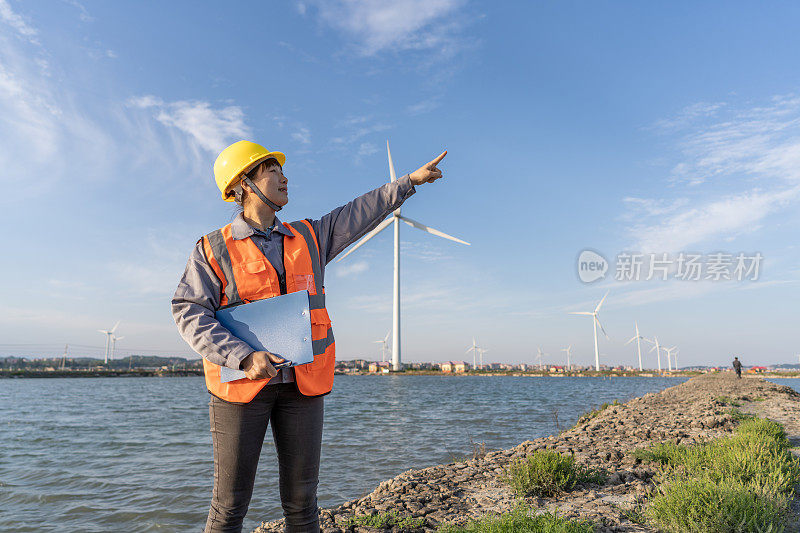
[254,373,800,532]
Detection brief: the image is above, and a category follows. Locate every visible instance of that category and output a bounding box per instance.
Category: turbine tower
[569,291,610,371]
[373,331,390,362]
[336,141,470,371]
[625,322,646,371]
[561,345,572,370]
[98,321,120,364]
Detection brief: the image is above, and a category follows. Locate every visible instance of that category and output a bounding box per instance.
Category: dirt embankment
[255,374,800,532]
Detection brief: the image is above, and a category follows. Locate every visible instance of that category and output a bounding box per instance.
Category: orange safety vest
[200,219,335,402]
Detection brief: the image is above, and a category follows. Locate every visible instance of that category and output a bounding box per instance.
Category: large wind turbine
[336,141,471,371]
[569,291,610,371]
[373,331,390,362]
[561,345,572,370]
[98,321,120,364]
[625,322,646,371]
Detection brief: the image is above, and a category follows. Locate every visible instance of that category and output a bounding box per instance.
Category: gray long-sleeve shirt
[171,174,416,384]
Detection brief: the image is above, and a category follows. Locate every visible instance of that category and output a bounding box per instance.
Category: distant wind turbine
[373,331,391,362]
[466,337,484,369]
[477,348,488,368]
[336,141,470,371]
[569,291,610,371]
[665,346,678,371]
[111,335,124,361]
[60,344,68,371]
[625,322,646,371]
[646,337,662,372]
[536,346,548,368]
[561,345,572,370]
[98,321,120,364]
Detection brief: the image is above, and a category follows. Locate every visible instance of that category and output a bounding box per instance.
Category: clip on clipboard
[215,290,315,383]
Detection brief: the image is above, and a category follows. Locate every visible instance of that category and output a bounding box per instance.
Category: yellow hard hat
[213,140,286,202]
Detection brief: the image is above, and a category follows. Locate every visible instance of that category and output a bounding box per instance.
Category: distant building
[748,366,768,373]
[368,361,391,373]
[441,361,468,373]
[549,365,565,373]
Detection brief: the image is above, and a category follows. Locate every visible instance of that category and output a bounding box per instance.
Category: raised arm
[310,150,448,265]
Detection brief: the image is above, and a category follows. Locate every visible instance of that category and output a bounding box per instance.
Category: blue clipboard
[215,290,315,383]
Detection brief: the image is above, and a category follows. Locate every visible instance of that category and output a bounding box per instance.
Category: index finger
[428,150,447,167]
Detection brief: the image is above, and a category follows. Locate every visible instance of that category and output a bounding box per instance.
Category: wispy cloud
[292,127,312,145]
[628,95,800,252]
[0,0,38,43]
[129,96,251,154]
[334,260,369,277]
[307,0,472,60]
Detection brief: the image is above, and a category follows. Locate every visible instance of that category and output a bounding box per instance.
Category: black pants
[204,383,324,533]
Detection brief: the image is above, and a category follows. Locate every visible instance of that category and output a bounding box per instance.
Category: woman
[171,140,447,533]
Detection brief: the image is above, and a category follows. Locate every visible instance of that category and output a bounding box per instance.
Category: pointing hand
[409,150,447,186]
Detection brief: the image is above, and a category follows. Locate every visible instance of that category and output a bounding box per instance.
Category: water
[0,375,687,532]
[766,378,800,393]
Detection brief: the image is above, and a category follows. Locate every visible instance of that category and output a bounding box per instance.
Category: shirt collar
[230,212,294,240]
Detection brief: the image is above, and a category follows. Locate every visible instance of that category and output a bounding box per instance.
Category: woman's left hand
[410,151,447,186]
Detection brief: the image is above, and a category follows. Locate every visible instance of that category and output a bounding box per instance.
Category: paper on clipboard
[215,290,315,383]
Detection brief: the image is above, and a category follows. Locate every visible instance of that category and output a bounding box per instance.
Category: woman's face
[244,159,289,208]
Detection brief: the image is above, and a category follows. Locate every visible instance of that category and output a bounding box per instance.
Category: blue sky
[2,1,800,368]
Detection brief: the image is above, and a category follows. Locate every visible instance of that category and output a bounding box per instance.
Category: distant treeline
[0,355,203,370]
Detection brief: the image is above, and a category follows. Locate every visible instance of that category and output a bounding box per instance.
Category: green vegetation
[727,408,758,422]
[438,505,595,533]
[714,396,743,407]
[343,510,425,529]
[576,400,620,424]
[633,417,800,532]
[501,450,606,497]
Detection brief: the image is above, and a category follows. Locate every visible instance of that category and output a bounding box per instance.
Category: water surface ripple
[1,375,689,532]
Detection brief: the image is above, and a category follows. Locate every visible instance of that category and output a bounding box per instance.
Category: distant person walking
[733,356,743,379]
[171,140,448,533]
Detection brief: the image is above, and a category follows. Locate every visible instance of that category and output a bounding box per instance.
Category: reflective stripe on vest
[200,219,335,401]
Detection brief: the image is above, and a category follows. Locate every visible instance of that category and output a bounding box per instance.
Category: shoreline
[254,373,800,532]
[4,369,797,379]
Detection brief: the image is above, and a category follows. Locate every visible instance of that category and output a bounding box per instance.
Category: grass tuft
[638,416,800,532]
[437,505,595,533]
[501,450,606,497]
[576,400,620,425]
[344,510,425,529]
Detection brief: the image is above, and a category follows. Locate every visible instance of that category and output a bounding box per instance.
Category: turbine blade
[111,321,120,333]
[335,217,394,262]
[384,331,391,342]
[397,215,470,245]
[595,316,609,339]
[625,336,637,345]
[569,311,593,316]
[594,290,609,313]
[387,141,397,182]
